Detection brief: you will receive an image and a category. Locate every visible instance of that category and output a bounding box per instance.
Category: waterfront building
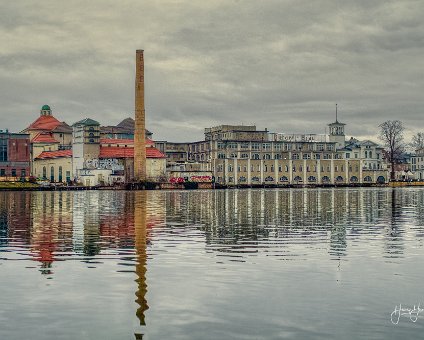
[178,119,388,186]
[22,105,72,150]
[0,129,30,179]
[412,149,424,180]
[33,150,72,182]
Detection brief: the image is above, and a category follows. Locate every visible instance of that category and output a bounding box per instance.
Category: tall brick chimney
[134,50,146,181]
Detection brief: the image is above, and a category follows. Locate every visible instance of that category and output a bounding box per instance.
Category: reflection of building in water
[31,192,73,273]
[0,192,32,247]
[164,189,399,258]
[72,191,101,256]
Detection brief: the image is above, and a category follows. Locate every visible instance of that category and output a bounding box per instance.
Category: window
[274,154,282,159]
[364,176,372,182]
[59,166,63,182]
[314,154,321,160]
[66,171,71,182]
[0,138,7,162]
[322,176,330,183]
[251,143,260,150]
[21,169,26,177]
[279,176,288,182]
[263,154,271,160]
[317,144,324,151]
[229,153,237,158]
[294,176,302,182]
[43,166,47,179]
[303,153,311,160]
[228,143,238,149]
[50,166,55,182]
[228,165,233,172]
[240,143,249,149]
[292,153,299,160]
[346,153,350,159]
[239,176,247,182]
[241,153,249,159]
[263,143,271,150]
[252,153,260,160]
[265,176,274,182]
[308,176,316,182]
[336,176,343,182]
[0,169,5,176]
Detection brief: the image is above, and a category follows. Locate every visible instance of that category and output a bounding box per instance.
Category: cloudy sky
[1,0,423,142]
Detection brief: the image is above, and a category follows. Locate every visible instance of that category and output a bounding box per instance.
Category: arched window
[350,176,358,182]
[42,166,47,179]
[265,176,274,182]
[308,176,316,182]
[294,176,303,182]
[251,176,260,182]
[336,176,344,182]
[365,151,368,158]
[364,176,372,182]
[279,176,288,182]
[239,176,247,183]
[50,166,54,182]
[322,176,330,183]
[377,176,385,183]
[89,132,94,137]
[58,166,63,182]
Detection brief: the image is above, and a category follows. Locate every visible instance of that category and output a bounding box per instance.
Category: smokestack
[134,49,146,181]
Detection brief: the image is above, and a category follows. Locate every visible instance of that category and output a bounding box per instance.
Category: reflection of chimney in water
[134,191,149,331]
[134,50,146,182]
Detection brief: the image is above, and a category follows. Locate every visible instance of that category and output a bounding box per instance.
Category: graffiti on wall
[84,158,124,171]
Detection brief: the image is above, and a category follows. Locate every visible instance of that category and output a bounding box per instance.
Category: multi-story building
[172,119,388,186]
[412,149,424,180]
[0,129,31,179]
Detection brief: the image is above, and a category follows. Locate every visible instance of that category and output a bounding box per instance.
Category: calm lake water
[1,188,424,339]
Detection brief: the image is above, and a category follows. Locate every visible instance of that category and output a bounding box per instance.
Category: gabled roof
[72,118,100,126]
[35,149,72,160]
[32,132,60,144]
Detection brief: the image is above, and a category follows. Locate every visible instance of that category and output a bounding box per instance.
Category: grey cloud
[0,0,423,142]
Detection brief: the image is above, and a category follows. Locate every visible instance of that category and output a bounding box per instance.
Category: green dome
[41,104,51,111]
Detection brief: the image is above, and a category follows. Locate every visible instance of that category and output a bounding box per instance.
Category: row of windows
[41,166,71,182]
[221,175,385,183]
[215,152,379,160]
[217,164,361,173]
[0,169,26,177]
[217,142,335,151]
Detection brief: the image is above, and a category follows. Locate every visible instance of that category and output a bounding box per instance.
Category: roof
[41,104,51,110]
[116,117,135,130]
[27,115,61,131]
[25,115,72,133]
[99,145,165,159]
[35,149,72,160]
[72,118,100,126]
[32,132,59,144]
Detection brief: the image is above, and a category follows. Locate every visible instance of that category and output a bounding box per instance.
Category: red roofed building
[22,105,73,175]
[33,149,72,182]
[99,138,166,181]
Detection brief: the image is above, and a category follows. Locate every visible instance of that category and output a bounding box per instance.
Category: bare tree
[410,132,424,151]
[379,120,405,181]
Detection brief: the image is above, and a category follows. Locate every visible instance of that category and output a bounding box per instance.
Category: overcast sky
[1,0,423,142]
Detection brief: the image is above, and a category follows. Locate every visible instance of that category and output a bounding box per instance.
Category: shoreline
[1,181,422,191]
